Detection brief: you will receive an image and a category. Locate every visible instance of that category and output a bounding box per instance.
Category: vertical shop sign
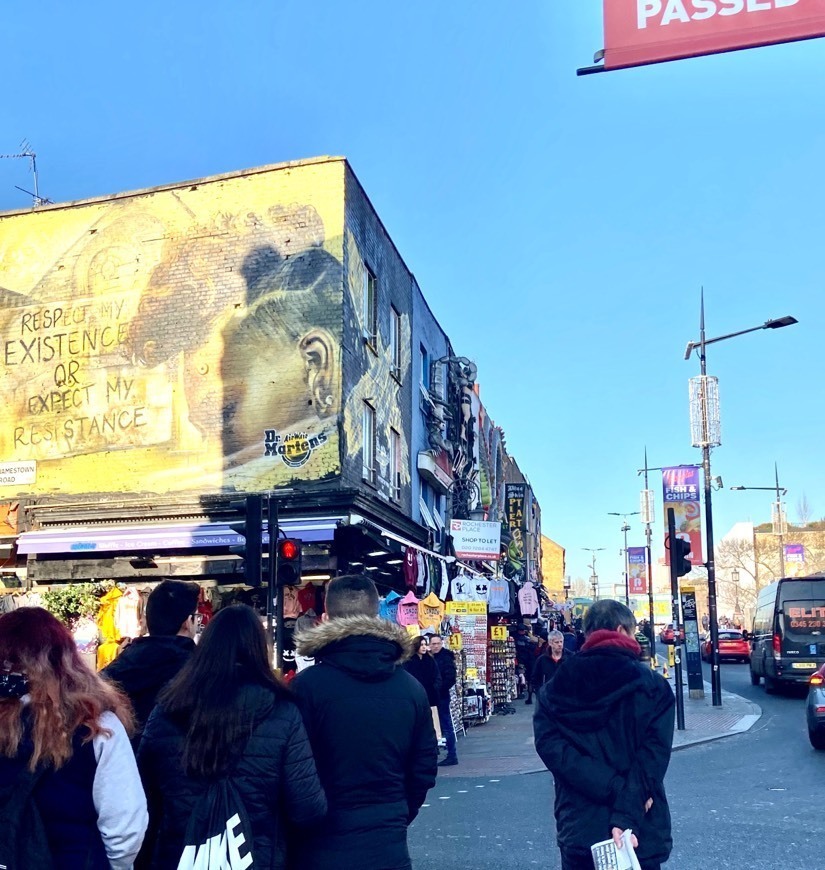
[680,585,704,697]
[627,546,648,595]
[662,466,703,565]
[505,483,527,584]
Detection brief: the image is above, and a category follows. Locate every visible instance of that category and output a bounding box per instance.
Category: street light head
[730,486,746,490]
[764,315,798,329]
[684,341,695,361]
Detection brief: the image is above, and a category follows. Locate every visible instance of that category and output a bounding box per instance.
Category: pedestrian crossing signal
[277,538,302,586]
[674,537,692,577]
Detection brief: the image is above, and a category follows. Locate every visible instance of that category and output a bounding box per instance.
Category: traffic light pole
[266,494,284,673]
[667,507,686,731]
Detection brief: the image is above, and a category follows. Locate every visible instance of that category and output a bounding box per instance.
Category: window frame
[362,264,378,352]
[362,401,376,486]
[389,427,401,501]
[390,306,402,382]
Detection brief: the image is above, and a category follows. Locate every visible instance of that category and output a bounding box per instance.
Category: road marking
[489,778,500,782]
[439,796,451,800]
[475,785,485,788]
[457,789,468,793]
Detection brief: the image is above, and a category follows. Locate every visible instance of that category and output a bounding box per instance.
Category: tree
[797,493,814,527]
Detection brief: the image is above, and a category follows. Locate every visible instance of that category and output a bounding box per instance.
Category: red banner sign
[603,0,825,71]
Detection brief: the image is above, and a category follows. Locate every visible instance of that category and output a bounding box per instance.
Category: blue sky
[1,2,821,587]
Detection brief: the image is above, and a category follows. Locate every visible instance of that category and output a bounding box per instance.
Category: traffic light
[227,494,264,586]
[674,537,692,577]
[277,538,302,586]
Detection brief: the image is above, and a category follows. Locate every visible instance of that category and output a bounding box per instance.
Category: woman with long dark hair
[0,607,148,868]
[404,636,441,707]
[137,603,326,868]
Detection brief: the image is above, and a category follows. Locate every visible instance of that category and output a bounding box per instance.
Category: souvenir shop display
[488,633,517,714]
[445,601,490,724]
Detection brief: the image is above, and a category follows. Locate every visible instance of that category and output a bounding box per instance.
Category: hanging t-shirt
[518,582,540,617]
[403,549,418,590]
[438,562,450,601]
[472,578,490,603]
[451,574,474,601]
[297,584,317,614]
[488,578,511,614]
[282,586,301,619]
[396,591,420,627]
[418,592,445,632]
[379,591,402,623]
[114,587,142,639]
[415,552,428,594]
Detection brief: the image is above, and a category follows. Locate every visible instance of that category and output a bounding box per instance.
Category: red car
[659,624,685,644]
[701,629,750,663]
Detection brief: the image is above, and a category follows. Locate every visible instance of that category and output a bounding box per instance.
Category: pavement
[437,671,762,778]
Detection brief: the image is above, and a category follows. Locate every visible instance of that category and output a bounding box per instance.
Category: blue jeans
[436,696,457,760]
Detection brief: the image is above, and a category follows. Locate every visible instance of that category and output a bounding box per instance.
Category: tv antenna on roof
[0,140,52,207]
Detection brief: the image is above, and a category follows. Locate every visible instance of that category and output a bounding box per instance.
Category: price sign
[466,667,478,680]
[448,633,463,650]
[490,626,507,641]
[406,625,420,637]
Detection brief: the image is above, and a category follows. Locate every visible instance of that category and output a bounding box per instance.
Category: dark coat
[292,615,438,870]
[431,647,457,701]
[137,683,326,869]
[531,650,568,690]
[404,651,442,706]
[533,631,675,866]
[102,635,194,745]
[0,724,108,869]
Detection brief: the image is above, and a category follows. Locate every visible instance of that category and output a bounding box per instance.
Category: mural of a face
[220,246,341,465]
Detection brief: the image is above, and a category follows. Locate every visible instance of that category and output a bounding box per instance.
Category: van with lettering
[750,574,825,693]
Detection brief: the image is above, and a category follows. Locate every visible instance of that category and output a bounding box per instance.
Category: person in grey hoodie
[0,607,147,869]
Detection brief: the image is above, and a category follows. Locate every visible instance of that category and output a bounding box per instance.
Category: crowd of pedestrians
[0,577,673,870]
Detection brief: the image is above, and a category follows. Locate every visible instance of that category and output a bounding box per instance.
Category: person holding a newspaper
[533,599,675,870]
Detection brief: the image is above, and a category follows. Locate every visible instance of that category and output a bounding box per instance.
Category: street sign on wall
[599,0,825,72]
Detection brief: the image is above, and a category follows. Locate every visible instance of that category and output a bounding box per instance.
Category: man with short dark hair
[292,574,438,870]
[534,599,675,870]
[102,579,200,747]
[429,635,458,766]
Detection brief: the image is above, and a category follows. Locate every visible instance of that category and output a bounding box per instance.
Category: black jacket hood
[102,634,195,693]
[544,646,648,733]
[295,615,417,682]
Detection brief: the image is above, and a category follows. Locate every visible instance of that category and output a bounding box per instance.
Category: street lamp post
[608,512,641,606]
[685,294,797,707]
[731,462,788,579]
[730,567,741,623]
[582,548,605,600]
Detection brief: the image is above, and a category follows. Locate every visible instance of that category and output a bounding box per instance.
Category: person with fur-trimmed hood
[533,599,675,870]
[292,574,438,870]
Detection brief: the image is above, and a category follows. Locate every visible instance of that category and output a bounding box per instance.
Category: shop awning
[17,523,245,555]
[17,515,346,555]
[349,515,455,563]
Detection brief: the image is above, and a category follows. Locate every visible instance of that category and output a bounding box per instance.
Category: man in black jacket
[102,579,199,748]
[293,574,438,870]
[533,599,675,870]
[429,634,458,766]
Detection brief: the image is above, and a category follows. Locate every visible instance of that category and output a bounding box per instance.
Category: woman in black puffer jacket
[138,604,326,869]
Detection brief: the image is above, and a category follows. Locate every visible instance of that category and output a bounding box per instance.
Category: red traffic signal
[277,538,302,586]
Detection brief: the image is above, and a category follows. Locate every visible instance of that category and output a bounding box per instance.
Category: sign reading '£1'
[602,0,825,71]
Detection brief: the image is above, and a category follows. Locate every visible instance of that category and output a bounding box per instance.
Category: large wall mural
[342,230,411,503]
[0,163,345,496]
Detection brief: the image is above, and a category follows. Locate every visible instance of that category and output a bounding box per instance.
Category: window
[390,307,402,381]
[362,402,376,485]
[420,345,430,389]
[362,265,377,346]
[389,428,401,501]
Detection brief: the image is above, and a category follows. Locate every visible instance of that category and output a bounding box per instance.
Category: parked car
[659,624,685,645]
[701,629,750,663]
[806,665,825,750]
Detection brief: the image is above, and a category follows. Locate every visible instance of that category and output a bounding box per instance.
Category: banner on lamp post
[627,546,648,595]
[785,543,805,563]
[598,0,825,73]
[662,466,703,565]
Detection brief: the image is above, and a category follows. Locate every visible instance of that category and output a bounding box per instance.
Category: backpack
[176,778,256,870]
[0,764,52,870]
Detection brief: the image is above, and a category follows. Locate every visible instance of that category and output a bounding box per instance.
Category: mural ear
[300,329,338,418]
